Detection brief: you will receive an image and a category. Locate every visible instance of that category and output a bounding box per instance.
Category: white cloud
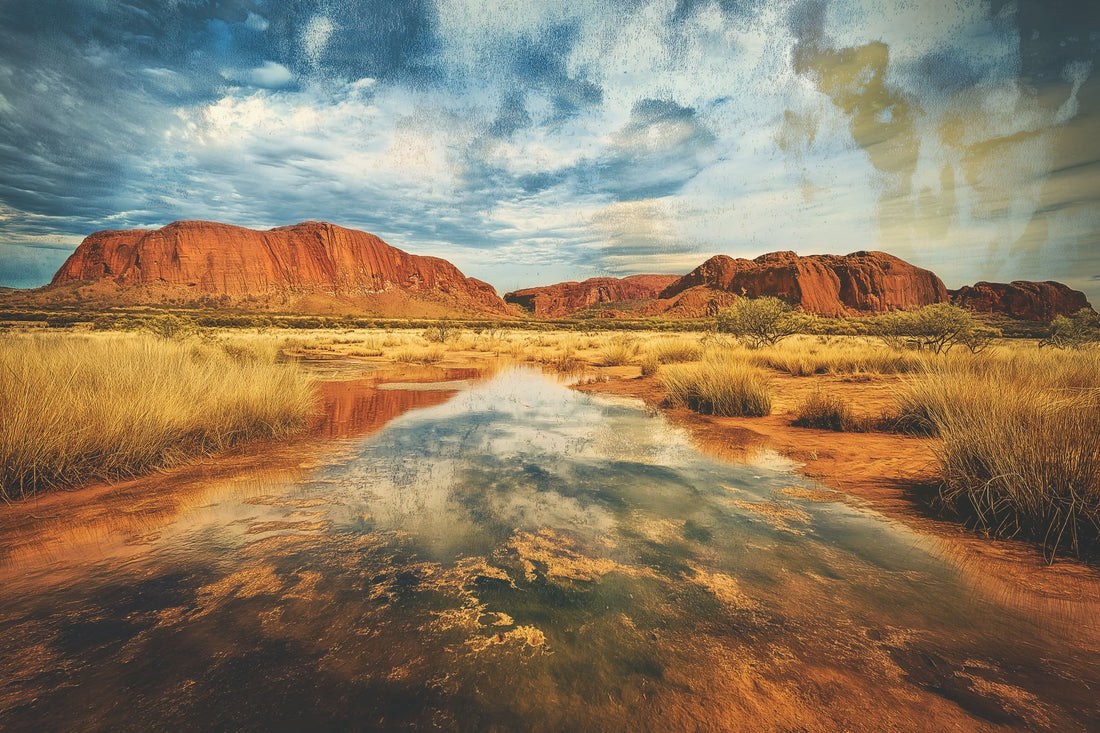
[302,16,336,68]
[245,11,270,33]
[1054,60,1093,125]
[248,61,294,89]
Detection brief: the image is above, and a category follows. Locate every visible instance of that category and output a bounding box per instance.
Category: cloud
[0,0,1097,304]
[247,61,295,88]
[302,16,336,68]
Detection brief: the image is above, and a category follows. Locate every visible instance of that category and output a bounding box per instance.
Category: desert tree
[715,296,812,349]
[1041,308,1100,350]
[873,303,999,355]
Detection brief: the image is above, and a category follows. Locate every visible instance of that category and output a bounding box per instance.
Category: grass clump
[660,355,771,417]
[792,390,859,431]
[0,332,315,500]
[393,343,446,364]
[600,336,640,366]
[895,350,1100,559]
[752,336,923,376]
[641,336,703,365]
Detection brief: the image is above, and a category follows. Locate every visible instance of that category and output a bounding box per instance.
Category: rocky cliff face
[658,251,949,317]
[504,274,681,318]
[51,221,511,315]
[950,281,1092,320]
[51,229,149,282]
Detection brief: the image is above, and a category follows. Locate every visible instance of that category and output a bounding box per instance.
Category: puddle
[0,366,1097,731]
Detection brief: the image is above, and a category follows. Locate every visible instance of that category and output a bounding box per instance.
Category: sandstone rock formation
[504,274,680,318]
[50,221,512,316]
[951,281,1092,321]
[657,251,949,317]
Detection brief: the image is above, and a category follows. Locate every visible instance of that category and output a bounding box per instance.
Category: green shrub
[872,303,999,355]
[423,324,457,343]
[1041,309,1099,350]
[716,297,811,349]
[144,314,197,340]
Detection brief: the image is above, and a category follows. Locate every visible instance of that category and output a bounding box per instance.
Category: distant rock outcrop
[657,251,949,317]
[50,221,512,316]
[504,274,680,318]
[951,281,1092,321]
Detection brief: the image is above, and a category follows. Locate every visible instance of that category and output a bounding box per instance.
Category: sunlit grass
[792,389,860,431]
[600,335,640,366]
[745,335,924,376]
[0,331,315,499]
[895,349,1100,559]
[660,354,771,417]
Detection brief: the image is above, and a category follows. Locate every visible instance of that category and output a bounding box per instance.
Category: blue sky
[1,0,1098,302]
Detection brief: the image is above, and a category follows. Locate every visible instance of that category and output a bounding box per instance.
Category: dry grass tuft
[0,332,314,499]
[600,336,640,366]
[895,349,1100,559]
[641,335,703,366]
[750,336,923,376]
[393,343,446,364]
[660,355,771,417]
[792,390,860,431]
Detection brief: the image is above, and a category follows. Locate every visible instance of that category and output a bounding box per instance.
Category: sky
[1,0,1098,302]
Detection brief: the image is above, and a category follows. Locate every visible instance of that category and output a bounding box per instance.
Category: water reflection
[0,367,1097,731]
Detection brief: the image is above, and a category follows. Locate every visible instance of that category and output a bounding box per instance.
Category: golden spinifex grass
[792,389,859,431]
[600,336,640,366]
[640,335,703,364]
[746,335,924,376]
[660,354,771,417]
[897,350,1100,559]
[0,332,315,500]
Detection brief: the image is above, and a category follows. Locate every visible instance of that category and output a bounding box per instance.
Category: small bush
[423,324,457,343]
[144,314,197,340]
[871,304,999,355]
[661,356,771,417]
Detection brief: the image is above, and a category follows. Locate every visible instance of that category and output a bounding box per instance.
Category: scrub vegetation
[660,355,772,417]
[895,350,1100,559]
[0,331,314,499]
